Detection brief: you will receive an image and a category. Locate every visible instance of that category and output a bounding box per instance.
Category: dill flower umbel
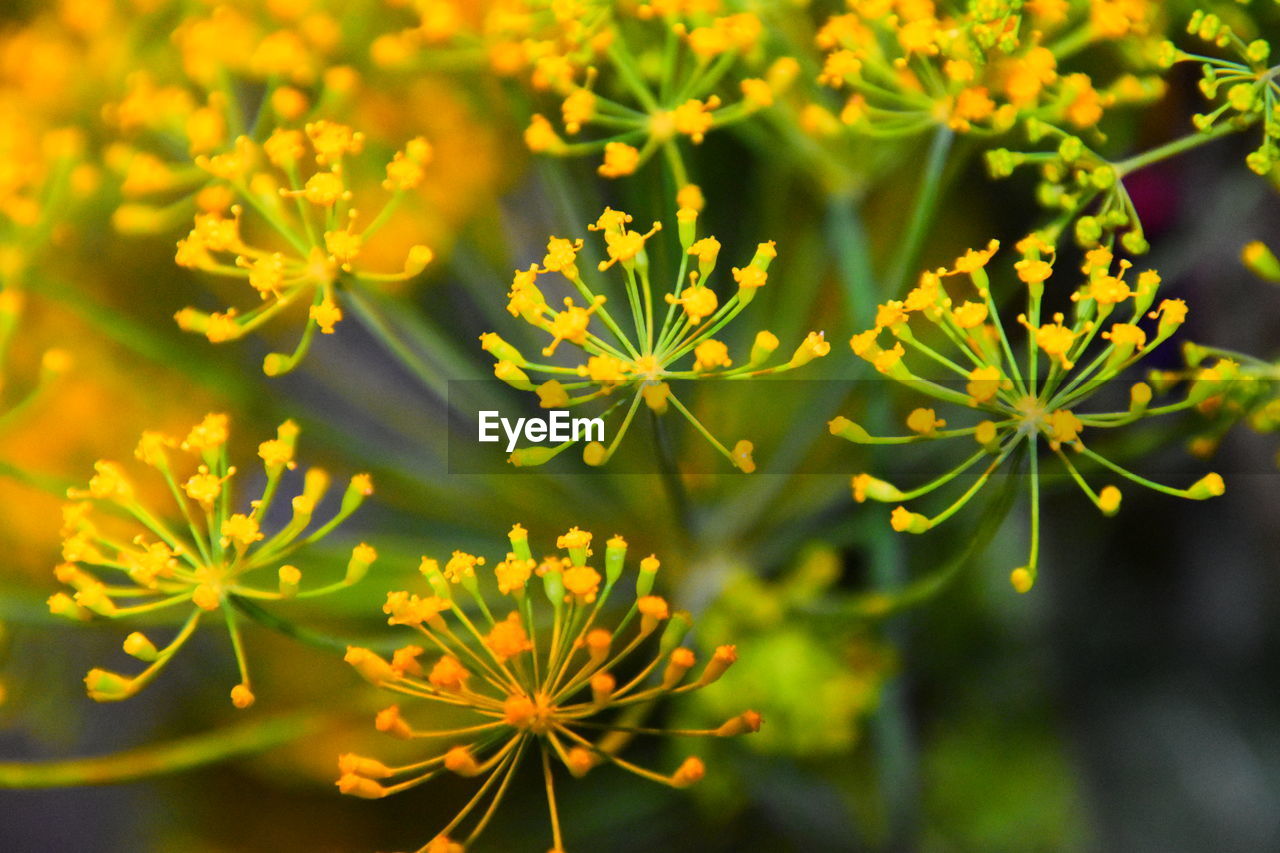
[375,0,789,188]
[985,118,1159,254]
[1176,338,1280,467]
[171,124,435,374]
[337,524,760,852]
[814,0,1164,138]
[49,414,377,707]
[832,238,1227,593]
[1160,10,1280,175]
[986,8,1280,253]
[105,1,358,227]
[485,206,830,470]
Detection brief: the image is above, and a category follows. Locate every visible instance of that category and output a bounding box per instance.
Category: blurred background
[1,1,1278,851]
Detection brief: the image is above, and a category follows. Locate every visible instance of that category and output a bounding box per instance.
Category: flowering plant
[0,1,1277,850]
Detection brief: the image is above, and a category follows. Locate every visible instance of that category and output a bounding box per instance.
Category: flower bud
[345,646,397,685]
[404,245,434,276]
[1009,567,1034,594]
[659,610,692,655]
[84,668,134,702]
[123,632,158,661]
[336,774,387,799]
[829,416,871,443]
[603,535,627,584]
[716,710,763,737]
[697,645,738,686]
[662,647,696,689]
[676,207,698,249]
[590,672,615,707]
[444,746,481,776]
[749,330,779,365]
[890,506,931,534]
[1098,486,1122,516]
[1243,241,1280,283]
[1186,472,1225,500]
[346,543,377,584]
[636,555,660,597]
[479,332,526,366]
[494,360,534,391]
[231,684,255,709]
[508,523,532,561]
[338,754,395,779]
[671,756,705,788]
[278,564,301,597]
[375,705,413,739]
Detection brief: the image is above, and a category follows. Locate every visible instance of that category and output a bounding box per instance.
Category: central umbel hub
[633,354,663,380]
[1014,395,1048,436]
[504,692,556,734]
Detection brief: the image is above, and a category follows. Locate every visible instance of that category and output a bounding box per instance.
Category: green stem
[883,126,954,298]
[344,286,447,398]
[1113,123,1241,176]
[228,595,396,655]
[0,712,329,788]
[826,191,878,330]
[651,409,693,540]
[0,459,74,496]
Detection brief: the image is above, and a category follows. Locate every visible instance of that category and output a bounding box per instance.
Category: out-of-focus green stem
[867,536,916,847]
[0,459,74,496]
[827,189,879,330]
[883,126,954,299]
[0,711,329,788]
[702,193,878,546]
[229,595,398,655]
[863,455,1019,845]
[651,410,693,541]
[345,286,449,399]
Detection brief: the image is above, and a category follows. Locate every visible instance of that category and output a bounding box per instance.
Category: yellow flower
[172,127,434,375]
[53,417,375,705]
[836,239,1224,593]
[672,96,721,144]
[337,526,759,851]
[598,142,640,178]
[813,2,1145,139]
[694,339,732,371]
[487,209,827,469]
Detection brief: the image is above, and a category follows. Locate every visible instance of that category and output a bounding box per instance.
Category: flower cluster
[982,0,1280,255]
[833,239,1226,592]
[171,124,435,374]
[106,1,362,229]
[1175,339,1278,465]
[985,118,1157,253]
[813,0,1164,138]
[519,6,793,185]
[375,0,791,185]
[484,206,831,470]
[49,414,377,707]
[338,524,759,852]
[1162,9,1280,175]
